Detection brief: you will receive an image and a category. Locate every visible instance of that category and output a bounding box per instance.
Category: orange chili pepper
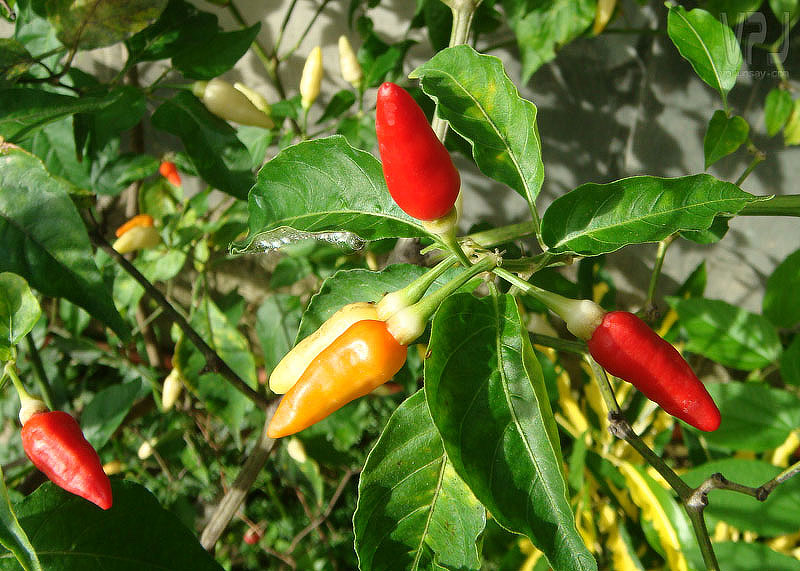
[115,214,154,238]
[267,320,407,438]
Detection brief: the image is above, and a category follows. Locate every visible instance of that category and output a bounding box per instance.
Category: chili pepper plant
[1,1,800,570]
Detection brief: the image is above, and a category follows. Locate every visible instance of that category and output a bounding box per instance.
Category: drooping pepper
[375,82,461,221]
[113,214,161,254]
[159,160,182,187]
[586,311,721,432]
[21,411,113,509]
[267,320,407,438]
[193,78,274,129]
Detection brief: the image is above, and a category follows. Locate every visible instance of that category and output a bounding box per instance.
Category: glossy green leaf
[22,117,92,190]
[0,273,41,361]
[765,88,794,136]
[151,91,254,200]
[683,459,800,536]
[0,146,128,338]
[354,390,485,571]
[172,24,260,80]
[174,297,256,441]
[703,110,749,168]
[668,297,781,370]
[667,5,742,104]
[502,0,595,81]
[242,136,423,248]
[780,335,800,386]
[0,480,222,570]
[411,45,544,213]
[541,174,756,255]
[701,383,800,451]
[125,0,218,63]
[30,0,166,50]
[425,293,596,571]
[764,247,800,328]
[715,541,800,570]
[81,379,148,450]
[0,88,123,142]
[0,39,35,84]
[255,294,303,377]
[0,466,40,571]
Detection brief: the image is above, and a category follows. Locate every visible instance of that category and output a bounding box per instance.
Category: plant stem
[734,145,766,186]
[739,195,800,216]
[412,254,497,319]
[91,229,270,411]
[587,357,621,415]
[279,0,332,63]
[645,234,674,310]
[3,361,36,403]
[530,333,586,355]
[200,400,280,550]
[467,221,537,247]
[24,334,54,410]
[758,458,800,498]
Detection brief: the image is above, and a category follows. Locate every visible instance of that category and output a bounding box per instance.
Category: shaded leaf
[764,88,793,136]
[81,380,148,450]
[172,24,260,80]
[764,247,800,328]
[703,110,748,169]
[0,39,35,84]
[0,465,40,571]
[715,541,800,570]
[0,273,41,361]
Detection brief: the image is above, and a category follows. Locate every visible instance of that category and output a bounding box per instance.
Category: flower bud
[300,46,323,109]
[338,36,363,88]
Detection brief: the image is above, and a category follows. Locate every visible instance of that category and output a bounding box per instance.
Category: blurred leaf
[0,273,41,361]
[0,39,35,84]
[21,117,92,190]
[255,294,303,377]
[502,0,595,81]
[780,335,800,385]
[412,45,544,213]
[151,92,254,200]
[425,293,596,571]
[0,466,40,571]
[667,5,742,103]
[336,113,377,150]
[30,0,166,51]
[241,137,424,248]
[0,480,222,570]
[764,88,793,136]
[668,297,782,370]
[354,390,485,570]
[0,146,129,338]
[683,459,800,536]
[703,110,748,169]
[714,541,800,570]
[126,0,218,63]
[81,380,147,450]
[318,90,356,123]
[94,153,160,196]
[74,86,146,158]
[356,16,414,87]
[541,174,757,255]
[701,383,800,451]
[172,23,260,80]
[764,247,800,328]
[784,99,800,146]
[704,0,766,25]
[769,0,800,20]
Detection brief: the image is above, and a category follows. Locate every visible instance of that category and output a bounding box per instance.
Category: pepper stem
[386,253,499,344]
[422,208,472,267]
[3,362,48,424]
[376,255,457,320]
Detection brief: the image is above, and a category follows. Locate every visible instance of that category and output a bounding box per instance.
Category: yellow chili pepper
[267,320,407,438]
[300,46,323,110]
[113,214,161,254]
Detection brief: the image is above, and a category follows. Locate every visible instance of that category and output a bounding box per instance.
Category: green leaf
[0,480,222,570]
[81,380,148,450]
[21,118,92,190]
[715,541,800,571]
[780,335,800,386]
[703,110,749,169]
[255,294,303,377]
[783,99,800,146]
[241,136,423,248]
[540,174,756,255]
[356,18,414,88]
[151,91,254,200]
[354,391,485,571]
[172,24,260,80]
[683,459,800,536]
[502,0,595,81]
[173,297,256,441]
[0,88,124,142]
[317,90,357,123]
[425,292,596,571]
[0,273,41,361]
[0,39,35,84]
[336,113,377,150]
[769,0,800,20]
[764,247,800,328]
[667,5,742,104]
[125,0,218,63]
[701,383,800,451]
[411,45,544,213]
[0,466,40,571]
[704,0,767,25]
[667,297,782,370]
[764,88,793,136]
[0,145,129,339]
[30,0,167,51]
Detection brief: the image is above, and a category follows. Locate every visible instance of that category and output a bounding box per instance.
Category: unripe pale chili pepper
[233,82,272,115]
[587,311,721,432]
[337,35,363,88]
[193,78,274,129]
[375,82,460,221]
[300,46,323,110]
[21,411,113,510]
[269,302,379,394]
[267,320,407,438]
[113,214,161,254]
[161,368,184,411]
[158,160,182,187]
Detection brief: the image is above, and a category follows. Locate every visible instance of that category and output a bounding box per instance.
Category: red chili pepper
[587,311,721,432]
[375,82,460,221]
[159,160,182,187]
[21,411,113,509]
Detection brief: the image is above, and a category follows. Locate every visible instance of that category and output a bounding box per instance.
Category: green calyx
[376,256,457,321]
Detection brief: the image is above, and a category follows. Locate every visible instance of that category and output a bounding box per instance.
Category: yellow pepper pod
[267,320,407,438]
[300,46,323,109]
[112,225,161,254]
[161,368,184,412]
[337,35,363,88]
[269,302,379,394]
[194,78,274,129]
